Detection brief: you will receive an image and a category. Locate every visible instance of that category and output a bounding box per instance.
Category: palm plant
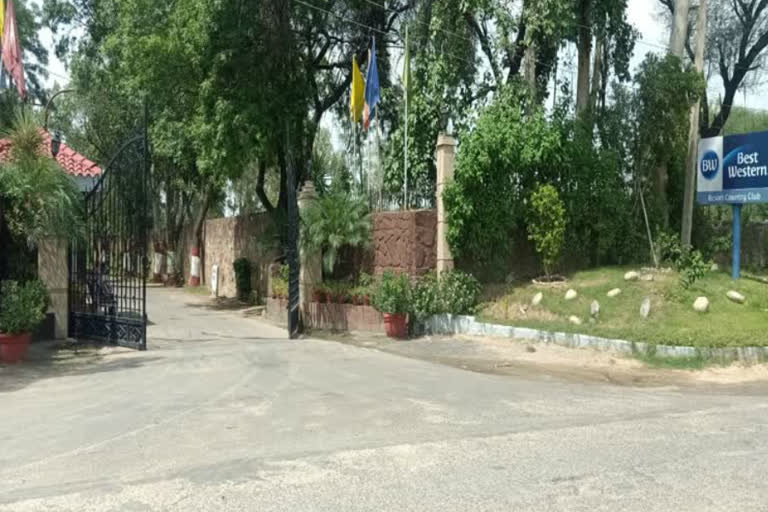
[300,191,371,274]
[0,109,84,247]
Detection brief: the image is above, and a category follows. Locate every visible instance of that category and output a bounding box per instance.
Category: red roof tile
[0,130,102,178]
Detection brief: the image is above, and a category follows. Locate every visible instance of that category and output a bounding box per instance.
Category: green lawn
[479,267,768,348]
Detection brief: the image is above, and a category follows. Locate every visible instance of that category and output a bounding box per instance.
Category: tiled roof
[0,130,102,178]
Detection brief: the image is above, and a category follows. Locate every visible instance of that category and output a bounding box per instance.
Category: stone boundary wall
[371,209,437,276]
[266,297,385,333]
[421,314,768,363]
[156,213,277,299]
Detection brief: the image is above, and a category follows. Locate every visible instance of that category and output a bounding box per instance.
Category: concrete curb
[421,314,768,364]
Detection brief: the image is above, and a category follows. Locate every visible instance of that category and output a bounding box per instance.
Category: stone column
[298,181,322,316]
[38,238,69,339]
[436,133,456,275]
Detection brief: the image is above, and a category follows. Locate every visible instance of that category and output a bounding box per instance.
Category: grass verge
[480,266,768,349]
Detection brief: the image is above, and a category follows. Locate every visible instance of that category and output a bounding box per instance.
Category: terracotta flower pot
[312,291,324,303]
[363,295,371,306]
[0,332,31,364]
[383,313,408,339]
[324,292,333,304]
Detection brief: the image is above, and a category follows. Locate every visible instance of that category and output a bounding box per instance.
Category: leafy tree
[443,86,563,266]
[527,184,566,278]
[0,110,83,246]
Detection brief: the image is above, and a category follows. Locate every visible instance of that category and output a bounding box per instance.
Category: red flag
[2,0,26,99]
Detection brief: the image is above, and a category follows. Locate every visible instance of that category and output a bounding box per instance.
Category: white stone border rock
[420,314,768,364]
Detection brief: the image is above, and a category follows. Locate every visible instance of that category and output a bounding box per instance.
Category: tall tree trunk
[669,0,691,59]
[575,0,593,115]
[524,41,537,96]
[589,37,603,115]
[656,163,670,230]
[681,0,707,247]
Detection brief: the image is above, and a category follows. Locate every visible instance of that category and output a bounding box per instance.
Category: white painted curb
[421,314,768,364]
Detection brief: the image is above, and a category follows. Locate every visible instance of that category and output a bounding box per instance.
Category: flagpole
[404,88,409,210]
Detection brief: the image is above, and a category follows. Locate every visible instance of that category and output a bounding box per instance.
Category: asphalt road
[2,287,768,511]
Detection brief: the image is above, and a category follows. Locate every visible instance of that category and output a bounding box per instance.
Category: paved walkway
[2,288,768,511]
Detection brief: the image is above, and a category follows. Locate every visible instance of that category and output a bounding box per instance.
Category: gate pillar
[298,181,321,320]
[38,238,69,339]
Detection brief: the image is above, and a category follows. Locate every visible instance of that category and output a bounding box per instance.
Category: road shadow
[0,341,161,394]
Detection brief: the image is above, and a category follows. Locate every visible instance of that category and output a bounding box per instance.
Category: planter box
[265,298,385,333]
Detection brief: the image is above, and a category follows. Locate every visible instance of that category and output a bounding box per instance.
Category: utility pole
[669,0,691,58]
[681,0,708,247]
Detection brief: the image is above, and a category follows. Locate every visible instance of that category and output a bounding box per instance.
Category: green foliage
[271,264,288,299]
[0,280,49,334]
[656,231,685,266]
[410,271,481,321]
[372,272,410,315]
[0,110,84,246]
[410,272,441,322]
[678,249,708,289]
[444,86,562,265]
[233,258,252,301]
[439,271,482,316]
[300,192,371,275]
[527,184,566,277]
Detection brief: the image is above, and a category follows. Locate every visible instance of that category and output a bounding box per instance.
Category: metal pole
[44,88,75,130]
[404,86,409,210]
[732,204,742,280]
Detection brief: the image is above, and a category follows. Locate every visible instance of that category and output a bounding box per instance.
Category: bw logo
[700,150,719,180]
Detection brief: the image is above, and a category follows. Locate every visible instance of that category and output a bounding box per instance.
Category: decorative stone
[710,263,720,272]
[590,300,600,318]
[607,288,622,298]
[624,271,640,281]
[569,315,583,326]
[532,292,543,306]
[727,291,746,304]
[565,289,578,301]
[640,274,655,282]
[640,298,651,319]
[693,297,710,313]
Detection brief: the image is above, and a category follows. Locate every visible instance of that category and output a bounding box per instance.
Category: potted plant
[372,272,411,339]
[0,280,49,364]
[312,285,326,303]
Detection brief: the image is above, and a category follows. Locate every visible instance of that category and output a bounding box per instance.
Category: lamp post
[50,132,62,158]
[44,88,75,131]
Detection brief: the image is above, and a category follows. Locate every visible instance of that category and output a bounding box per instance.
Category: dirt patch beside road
[316,331,768,392]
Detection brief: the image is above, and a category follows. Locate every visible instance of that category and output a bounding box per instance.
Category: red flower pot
[383,313,408,339]
[0,333,31,364]
[312,291,324,303]
[363,295,371,306]
[324,292,333,304]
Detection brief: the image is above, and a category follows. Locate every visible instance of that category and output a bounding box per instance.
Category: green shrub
[440,271,481,315]
[271,264,288,298]
[656,231,684,266]
[527,184,566,278]
[678,249,708,289]
[300,191,371,274]
[372,272,410,314]
[0,280,49,334]
[410,272,441,321]
[409,271,481,320]
[233,258,252,301]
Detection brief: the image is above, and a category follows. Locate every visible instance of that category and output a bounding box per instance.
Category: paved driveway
[2,288,768,511]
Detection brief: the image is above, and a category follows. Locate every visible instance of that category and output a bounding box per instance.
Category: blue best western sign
[698,130,768,204]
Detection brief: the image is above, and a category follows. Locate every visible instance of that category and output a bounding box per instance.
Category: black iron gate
[68,127,150,350]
